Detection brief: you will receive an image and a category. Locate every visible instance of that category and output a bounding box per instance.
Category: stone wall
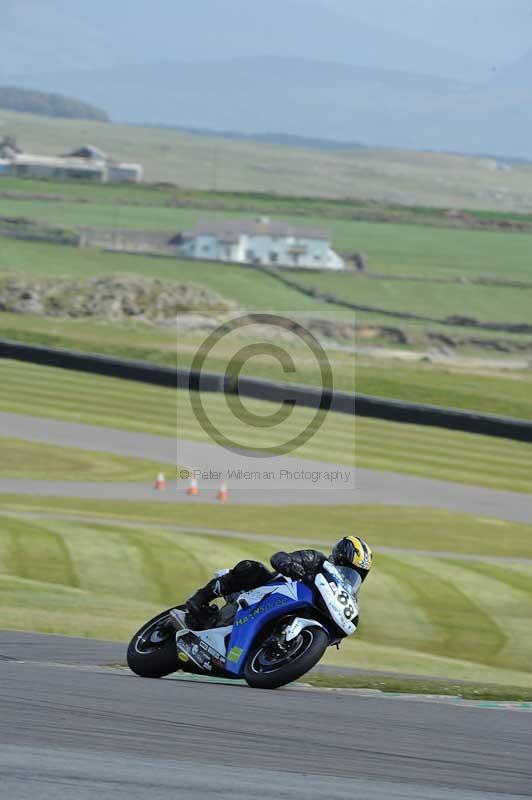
[79,228,180,256]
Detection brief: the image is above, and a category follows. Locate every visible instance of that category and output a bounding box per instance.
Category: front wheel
[127,608,179,678]
[244,625,329,689]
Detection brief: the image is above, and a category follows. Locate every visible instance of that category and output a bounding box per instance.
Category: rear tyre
[244,625,328,689]
[127,609,179,678]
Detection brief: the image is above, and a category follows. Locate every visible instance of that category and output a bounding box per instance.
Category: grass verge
[305,674,532,701]
[0,437,174,482]
[1,497,531,559]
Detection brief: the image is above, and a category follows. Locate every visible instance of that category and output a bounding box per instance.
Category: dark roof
[63,144,107,161]
[192,217,329,240]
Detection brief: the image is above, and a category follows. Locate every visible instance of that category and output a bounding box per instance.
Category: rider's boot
[185,578,222,629]
[184,562,271,630]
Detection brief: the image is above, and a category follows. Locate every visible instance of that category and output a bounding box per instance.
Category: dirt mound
[0,275,238,322]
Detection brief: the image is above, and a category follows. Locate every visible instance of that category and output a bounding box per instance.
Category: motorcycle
[127,560,361,689]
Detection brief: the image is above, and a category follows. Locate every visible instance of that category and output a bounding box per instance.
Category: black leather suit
[186,549,326,625]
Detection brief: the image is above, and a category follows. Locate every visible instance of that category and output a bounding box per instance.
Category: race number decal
[314,572,358,635]
[334,588,356,621]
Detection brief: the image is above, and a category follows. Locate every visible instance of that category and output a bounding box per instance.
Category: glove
[271,552,306,580]
[284,562,306,580]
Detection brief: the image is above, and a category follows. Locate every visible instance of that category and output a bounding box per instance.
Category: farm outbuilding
[10,153,106,181]
[0,139,143,183]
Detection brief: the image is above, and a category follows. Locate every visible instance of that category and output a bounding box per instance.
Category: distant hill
[0,0,484,79]
[0,86,109,121]
[8,56,532,159]
[153,126,367,151]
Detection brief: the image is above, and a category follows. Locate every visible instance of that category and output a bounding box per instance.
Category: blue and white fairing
[224,580,315,675]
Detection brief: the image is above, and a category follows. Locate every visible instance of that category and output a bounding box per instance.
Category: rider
[185,535,373,629]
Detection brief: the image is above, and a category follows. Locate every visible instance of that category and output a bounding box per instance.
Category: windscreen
[336,566,362,599]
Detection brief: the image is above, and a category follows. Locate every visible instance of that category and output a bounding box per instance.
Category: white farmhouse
[179,217,345,270]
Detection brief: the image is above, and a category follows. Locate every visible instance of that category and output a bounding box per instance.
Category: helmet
[331,536,372,580]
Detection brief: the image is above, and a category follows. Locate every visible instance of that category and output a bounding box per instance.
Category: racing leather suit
[185,549,326,627]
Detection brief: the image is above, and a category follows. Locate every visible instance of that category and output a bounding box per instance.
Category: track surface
[1,412,532,522]
[1,632,531,800]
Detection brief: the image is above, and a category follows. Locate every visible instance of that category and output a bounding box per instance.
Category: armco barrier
[0,339,228,393]
[1,339,532,444]
[352,392,532,442]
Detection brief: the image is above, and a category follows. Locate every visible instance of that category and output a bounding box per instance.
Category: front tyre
[244,626,328,689]
[127,609,179,678]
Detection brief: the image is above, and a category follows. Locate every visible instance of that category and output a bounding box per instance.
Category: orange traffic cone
[154,472,166,491]
[217,481,228,502]
[187,477,199,496]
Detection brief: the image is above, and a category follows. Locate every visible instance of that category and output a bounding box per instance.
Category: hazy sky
[327,0,532,65]
[3,0,531,85]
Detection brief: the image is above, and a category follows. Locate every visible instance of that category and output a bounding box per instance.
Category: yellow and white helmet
[331,536,373,580]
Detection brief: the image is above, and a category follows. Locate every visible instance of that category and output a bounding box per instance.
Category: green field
[0,239,340,316]
[354,359,532,419]
[3,109,532,211]
[0,437,170,481]
[3,193,532,280]
[3,174,532,228]
[2,233,532,361]
[1,500,532,687]
[2,174,532,374]
[1,359,531,493]
[286,270,532,323]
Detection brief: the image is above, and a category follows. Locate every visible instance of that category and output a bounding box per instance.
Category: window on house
[269,252,278,263]
[246,249,255,261]
[203,244,210,252]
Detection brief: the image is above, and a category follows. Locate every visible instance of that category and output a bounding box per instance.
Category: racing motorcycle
[127,560,361,689]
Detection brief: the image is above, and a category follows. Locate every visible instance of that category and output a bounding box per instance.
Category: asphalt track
[1,412,532,522]
[1,632,531,800]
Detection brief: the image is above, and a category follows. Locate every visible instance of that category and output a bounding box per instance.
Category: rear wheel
[127,609,179,678]
[244,624,329,689]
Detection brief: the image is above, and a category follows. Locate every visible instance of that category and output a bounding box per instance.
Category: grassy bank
[1,496,531,559]
[0,437,171,482]
[1,504,531,687]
